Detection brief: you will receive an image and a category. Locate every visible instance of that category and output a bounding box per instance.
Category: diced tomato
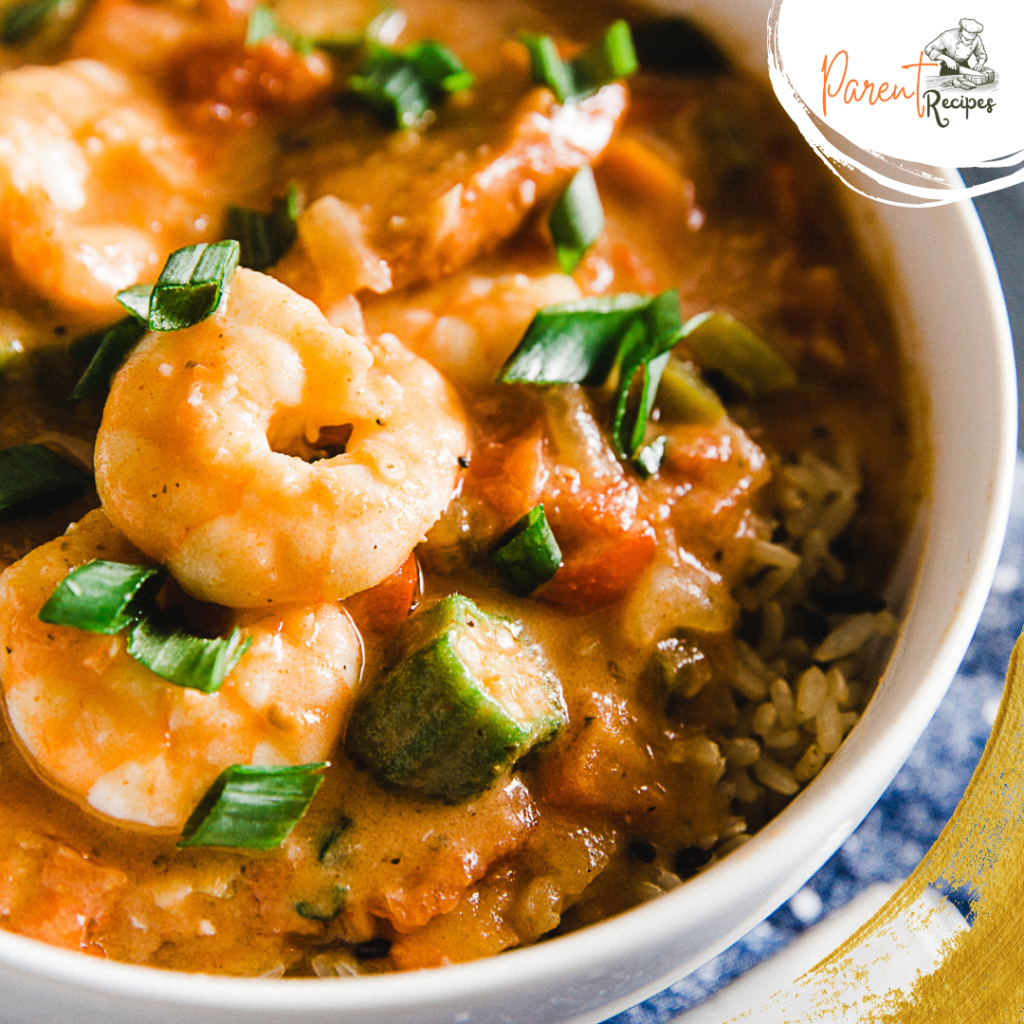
[538,466,656,609]
[345,553,419,634]
[168,35,333,127]
[540,524,655,608]
[467,430,547,531]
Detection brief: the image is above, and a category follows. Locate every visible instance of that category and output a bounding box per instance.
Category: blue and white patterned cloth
[607,178,1024,1023]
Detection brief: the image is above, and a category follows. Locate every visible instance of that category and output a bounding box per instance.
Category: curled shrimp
[0,510,362,830]
[0,60,270,315]
[95,268,468,608]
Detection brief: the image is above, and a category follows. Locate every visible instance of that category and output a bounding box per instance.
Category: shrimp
[95,268,468,608]
[0,509,362,830]
[0,60,272,315]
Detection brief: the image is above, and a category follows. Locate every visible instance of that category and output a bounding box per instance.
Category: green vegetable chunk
[549,166,605,274]
[126,618,252,693]
[114,284,153,322]
[179,763,326,849]
[38,559,167,634]
[1,0,60,45]
[69,317,147,399]
[349,39,473,129]
[497,290,684,457]
[682,312,796,396]
[522,19,637,104]
[490,504,562,596]
[654,355,726,425]
[224,184,303,271]
[346,595,566,802]
[148,240,240,332]
[0,443,93,519]
[632,434,668,479]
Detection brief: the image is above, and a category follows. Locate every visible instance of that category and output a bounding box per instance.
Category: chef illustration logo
[918,17,999,126]
[924,18,996,89]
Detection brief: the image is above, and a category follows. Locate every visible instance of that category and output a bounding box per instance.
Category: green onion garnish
[224,184,302,271]
[1,0,60,45]
[633,435,668,479]
[178,763,327,849]
[681,312,797,396]
[490,504,562,597]
[69,317,147,399]
[38,559,252,691]
[38,559,167,634]
[497,290,684,457]
[521,20,637,104]
[114,284,153,322]
[245,3,313,54]
[548,166,604,274]
[348,39,473,129]
[0,444,93,519]
[572,20,638,96]
[148,241,240,332]
[127,618,252,693]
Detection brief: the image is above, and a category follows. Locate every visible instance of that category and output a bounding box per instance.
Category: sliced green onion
[67,324,109,363]
[497,293,651,385]
[655,355,726,424]
[548,166,604,274]
[497,290,683,457]
[490,504,562,597]
[681,312,797,396]
[148,241,240,332]
[519,32,575,104]
[69,317,147,399]
[348,39,473,129]
[115,284,153,322]
[38,559,166,634]
[245,3,313,54]
[633,434,668,479]
[127,618,252,693]
[522,20,637,104]
[1,0,61,45]
[0,443,92,519]
[611,290,684,455]
[571,20,638,95]
[402,39,475,92]
[178,763,327,849]
[224,184,302,271]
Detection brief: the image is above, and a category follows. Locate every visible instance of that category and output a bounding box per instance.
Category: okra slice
[346,595,566,802]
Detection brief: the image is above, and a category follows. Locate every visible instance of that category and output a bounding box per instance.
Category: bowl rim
[0,190,1015,1023]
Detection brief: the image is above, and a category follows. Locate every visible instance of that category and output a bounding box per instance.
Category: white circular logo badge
[768,0,1024,204]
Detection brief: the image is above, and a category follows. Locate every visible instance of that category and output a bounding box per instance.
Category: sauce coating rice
[0,0,924,975]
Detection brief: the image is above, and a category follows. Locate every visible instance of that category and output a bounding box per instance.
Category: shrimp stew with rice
[0,0,924,975]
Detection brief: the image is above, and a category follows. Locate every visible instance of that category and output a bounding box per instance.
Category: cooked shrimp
[274,62,628,299]
[0,509,362,830]
[364,266,582,389]
[95,269,468,608]
[0,60,272,315]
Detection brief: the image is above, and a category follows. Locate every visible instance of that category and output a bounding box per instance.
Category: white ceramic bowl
[0,2,1015,1022]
